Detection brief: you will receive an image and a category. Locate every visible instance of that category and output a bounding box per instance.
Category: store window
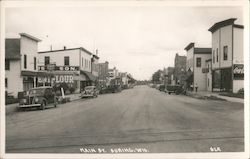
[45,56,50,65]
[223,46,228,60]
[64,56,69,66]
[5,59,10,70]
[34,57,36,70]
[196,57,201,67]
[24,54,27,69]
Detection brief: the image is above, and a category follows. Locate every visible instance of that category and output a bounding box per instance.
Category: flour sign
[38,75,74,84]
[233,64,244,80]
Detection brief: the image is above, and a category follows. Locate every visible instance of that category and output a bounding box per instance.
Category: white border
[0,1,249,159]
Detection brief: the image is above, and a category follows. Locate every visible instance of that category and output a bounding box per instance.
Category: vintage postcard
[0,0,249,159]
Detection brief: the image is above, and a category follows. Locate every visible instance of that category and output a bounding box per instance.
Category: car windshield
[29,88,45,95]
[85,87,94,90]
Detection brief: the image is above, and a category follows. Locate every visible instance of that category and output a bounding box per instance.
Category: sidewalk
[64,93,81,101]
[186,91,244,104]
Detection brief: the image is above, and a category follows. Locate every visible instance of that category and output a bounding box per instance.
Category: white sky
[5,6,243,80]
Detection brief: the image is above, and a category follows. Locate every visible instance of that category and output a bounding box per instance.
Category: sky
[5,6,243,80]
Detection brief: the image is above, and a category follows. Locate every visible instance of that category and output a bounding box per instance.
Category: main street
[6,85,244,153]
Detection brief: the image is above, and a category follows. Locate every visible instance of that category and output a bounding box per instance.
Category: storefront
[212,64,243,93]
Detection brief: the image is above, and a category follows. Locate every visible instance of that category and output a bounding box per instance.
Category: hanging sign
[233,64,244,80]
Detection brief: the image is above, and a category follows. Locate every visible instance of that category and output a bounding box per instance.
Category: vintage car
[80,86,99,98]
[99,85,121,94]
[159,85,165,92]
[19,86,58,110]
[165,85,184,95]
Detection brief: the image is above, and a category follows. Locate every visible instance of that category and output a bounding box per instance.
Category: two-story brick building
[208,18,244,93]
[174,53,187,85]
[5,33,41,97]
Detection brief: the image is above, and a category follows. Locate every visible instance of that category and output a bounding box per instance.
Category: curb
[186,92,227,101]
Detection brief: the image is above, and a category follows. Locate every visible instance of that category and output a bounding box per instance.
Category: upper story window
[196,57,201,67]
[45,56,50,65]
[34,57,36,70]
[212,50,215,63]
[223,46,228,60]
[82,58,83,67]
[5,59,10,70]
[24,54,27,69]
[64,56,69,66]
[5,78,8,88]
[216,48,218,62]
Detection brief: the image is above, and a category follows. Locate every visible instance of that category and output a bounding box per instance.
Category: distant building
[208,18,244,93]
[108,67,120,86]
[174,53,186,85]
[163,67,175,85]
[98,61,109,87]
[185,43,211,91]
[5,33,41,97]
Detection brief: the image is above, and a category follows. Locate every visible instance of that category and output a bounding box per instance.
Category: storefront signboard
[38,66,79,71]
[233,64,244,80]
[38,75,74,84]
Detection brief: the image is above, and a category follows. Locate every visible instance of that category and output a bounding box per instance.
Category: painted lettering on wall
[38,75,74,83]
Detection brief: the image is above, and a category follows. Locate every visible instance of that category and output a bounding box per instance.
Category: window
[64,56,69,66]
[24,54,27,69]
[5,59,10,70]
[45,56,50,65]
[208,78,209,87]
[5,78,8,88]
[34,57,36,70]
[82,58,83,67]
[86,60,88,68]
[212,50,215,63]
[196,57,201,67]
[223,46,228,60]
[89,61,91,69]
[216,48,218,62]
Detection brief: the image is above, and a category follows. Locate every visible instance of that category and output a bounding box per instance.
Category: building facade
[163,67,175,85]
[174,53,187,85]
[98,61,109,87]
[5,33,41,97]
[208,18,244,93]
[185,43,212,91]
[37,47,98,93]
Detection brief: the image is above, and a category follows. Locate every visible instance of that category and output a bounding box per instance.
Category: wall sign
[38,66,79,71]
[38,75,74,84]
[233,64,244,80]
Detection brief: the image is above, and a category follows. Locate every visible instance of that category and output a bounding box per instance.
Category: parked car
[19,86,58,110]
[99,85,122,94]
[165,85,184,95]
[81,86,99,98]
[159,85,165,92]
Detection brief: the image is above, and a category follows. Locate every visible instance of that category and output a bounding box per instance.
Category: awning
[80,70,97,81]
[21,71,38,76]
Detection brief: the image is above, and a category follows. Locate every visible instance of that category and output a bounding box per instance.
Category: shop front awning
[21,71,38,76]
[80,70,97,81]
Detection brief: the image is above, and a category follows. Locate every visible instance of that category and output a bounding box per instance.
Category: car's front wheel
[40,101,46,110]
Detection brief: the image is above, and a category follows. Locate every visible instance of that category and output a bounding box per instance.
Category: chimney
[63,46,66,50]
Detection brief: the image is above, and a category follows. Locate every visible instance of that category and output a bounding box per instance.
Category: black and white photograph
[0,0,249,158]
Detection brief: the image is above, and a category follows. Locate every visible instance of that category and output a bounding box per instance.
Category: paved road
[6,85,244,153]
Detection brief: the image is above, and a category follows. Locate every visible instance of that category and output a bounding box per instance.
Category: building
[91,53,99,78]
[5,33,41,98]
[174,53,187,85]
[108,67,121,86]
[208,18,244,93]
[37,47,98,93]
[118,72,129,89]
[185,43,211,91]
[98,61,109,87]
[163,67,175,85]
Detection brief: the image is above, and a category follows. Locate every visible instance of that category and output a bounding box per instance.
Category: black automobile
[19,86,58,110]
[159,85,165,92]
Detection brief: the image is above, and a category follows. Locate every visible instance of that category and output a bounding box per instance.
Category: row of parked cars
[149,83,185,95]
[18,84,125,111]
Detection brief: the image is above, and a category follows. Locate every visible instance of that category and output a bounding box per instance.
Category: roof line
[38,47,93,55]
[19,33,41,42]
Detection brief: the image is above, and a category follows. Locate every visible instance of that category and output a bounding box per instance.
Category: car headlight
[34,97,39,102]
